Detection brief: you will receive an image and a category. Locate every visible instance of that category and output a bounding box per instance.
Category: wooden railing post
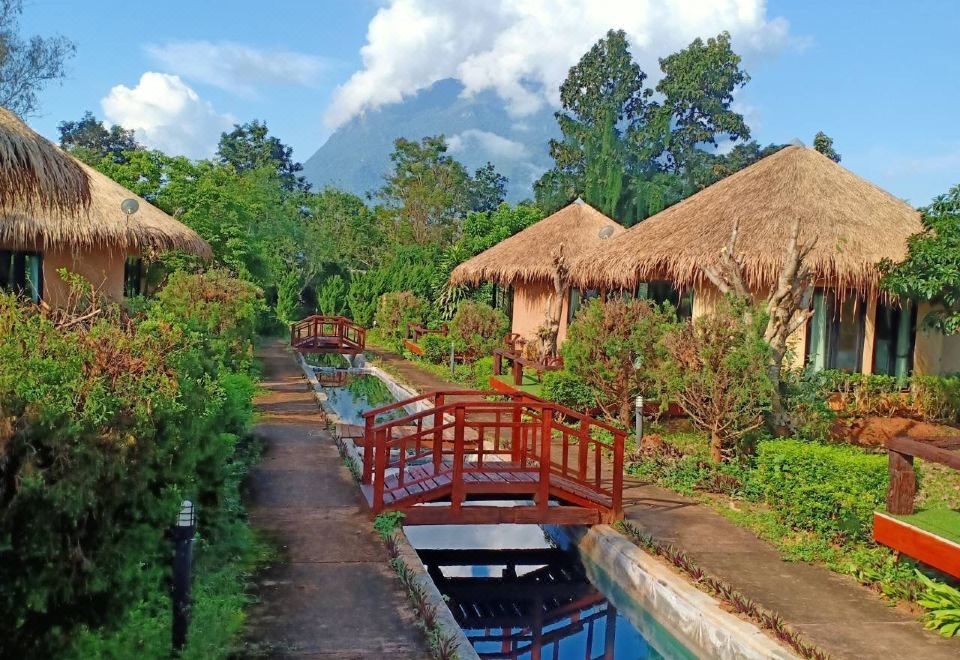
[537,405,553,511]
[886,450,916,515]
[578,420,590,482]
[494,350,503,376]
[362,416,375,484]
[372,428,387,512]
[512,358,523,386]
[612,431,625,519]
[433,393,445,473]
[451,405,466,511]
[511,396,522,464]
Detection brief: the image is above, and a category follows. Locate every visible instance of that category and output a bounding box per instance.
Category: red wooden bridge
[359,391,625,526]
[290,315,365,354]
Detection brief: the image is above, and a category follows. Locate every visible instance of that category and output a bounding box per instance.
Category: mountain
[302,79,558,202]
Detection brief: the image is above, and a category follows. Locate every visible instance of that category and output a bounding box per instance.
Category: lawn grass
[893,508,960,545]
[492,373,544,397]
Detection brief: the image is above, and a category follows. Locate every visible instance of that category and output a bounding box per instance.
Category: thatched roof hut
[571,145,923,292]
[1,159,211,259]
[450,199,625,287]
[0,107,91,215]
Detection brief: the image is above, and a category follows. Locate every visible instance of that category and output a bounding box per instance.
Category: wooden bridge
[359,391,625,526]
[290,315,365,354]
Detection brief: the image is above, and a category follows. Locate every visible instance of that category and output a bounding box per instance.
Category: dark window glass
[635,280,693,320]
[567,287,598,324]
[806,289,866,372]
[0,250,42,302]
[124,257,144,297]
[873,299,916,378]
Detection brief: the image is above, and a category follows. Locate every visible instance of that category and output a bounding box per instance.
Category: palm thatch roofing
[570,145,923,292]
[450,199,625,286]
[1,159,212,258]
[0,107,91,214]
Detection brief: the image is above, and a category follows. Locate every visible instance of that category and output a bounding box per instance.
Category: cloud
[101,72,236,159]
[145,40,328,95]
[447,129,529,161]
[326,0,796,128]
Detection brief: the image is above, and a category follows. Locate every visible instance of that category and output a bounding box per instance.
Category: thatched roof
[0,159,212,258]
[0,107,91,214]
[450,199,625,286]
[570,145,923,292]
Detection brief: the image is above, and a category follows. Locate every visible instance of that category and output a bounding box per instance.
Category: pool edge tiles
[550,525,799,660]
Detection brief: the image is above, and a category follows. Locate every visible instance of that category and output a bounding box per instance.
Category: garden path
[370,346,960,659]
[243,340,427,658]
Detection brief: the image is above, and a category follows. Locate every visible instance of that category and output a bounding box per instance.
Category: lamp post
[172,500,196,653]
[633,356,644,443]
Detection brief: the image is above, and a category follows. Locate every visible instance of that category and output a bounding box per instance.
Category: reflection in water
[410,525,669,659]
[318,372,404,426]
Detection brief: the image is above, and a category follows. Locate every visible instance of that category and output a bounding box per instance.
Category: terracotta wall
[41,245,128,308]
[510,281,572,344]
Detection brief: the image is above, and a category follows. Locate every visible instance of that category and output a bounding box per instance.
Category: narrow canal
[311,362,696,659]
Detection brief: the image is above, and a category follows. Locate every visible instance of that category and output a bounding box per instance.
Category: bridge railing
[290,315,365,352]
[360,391,625,517]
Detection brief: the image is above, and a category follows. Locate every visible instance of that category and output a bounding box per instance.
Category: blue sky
[18,0,960,206]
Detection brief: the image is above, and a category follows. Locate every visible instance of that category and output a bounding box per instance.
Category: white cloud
[101,72,236,159]
[447,129,529,161]
[145,40,328,96]
[326,0,796,128]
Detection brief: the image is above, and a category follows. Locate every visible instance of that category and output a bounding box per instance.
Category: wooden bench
[493,347,563,386]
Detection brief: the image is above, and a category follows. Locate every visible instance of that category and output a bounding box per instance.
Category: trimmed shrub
[418,332,451,364]
[542,370,596,411]
[752,440,889,541]
[449,301,508,357]
[375,291,427,341]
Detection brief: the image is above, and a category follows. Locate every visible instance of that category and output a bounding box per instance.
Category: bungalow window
[806,289,866,372]
[873,299,917,378]
[124,257,145,297]
[567,287,599,324]
[0,250,43,303]
[636,281,694,320]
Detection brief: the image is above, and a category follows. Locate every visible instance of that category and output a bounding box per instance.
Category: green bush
[449,301,508,357]
[375,291,428,341]
[316,274,348,317]
[0,272,262,657]
[753,440,889,541]
[542,370,596,411]
[911,374,960,423]
[418,332,451,364]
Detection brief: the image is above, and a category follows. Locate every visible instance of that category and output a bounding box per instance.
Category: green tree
[378,135,470,245]
[217,119,308,191]
[316,274,348,316]
[468,162,508,212]
[654,31,750,176]
[882,184,960,333]
[813,131,841,162]
[58,111,141,164]
[562,297,675,426]
[0,0,75,116]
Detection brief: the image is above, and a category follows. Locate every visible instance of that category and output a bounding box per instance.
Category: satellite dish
[120,198,140,216]
[598,225,615,240]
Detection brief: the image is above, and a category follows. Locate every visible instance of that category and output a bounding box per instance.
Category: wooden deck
[357,390,625,525]
[290,315,365,354]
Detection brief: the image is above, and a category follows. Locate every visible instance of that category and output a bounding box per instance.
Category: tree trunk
[710,431,724,463]
[619,397,633,429]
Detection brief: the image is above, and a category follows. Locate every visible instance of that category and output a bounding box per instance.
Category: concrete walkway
[367,346,960,659]
[244,341,427,659]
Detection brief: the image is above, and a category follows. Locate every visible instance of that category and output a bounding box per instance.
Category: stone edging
[295,351,479,660]
[550,525,799,660]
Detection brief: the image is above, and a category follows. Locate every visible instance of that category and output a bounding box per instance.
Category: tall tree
[882,183,960,334]
[58,111,141,164]
[468,162,508,212]
[654,32,751,176]
[0,0,74,116]
[217,120,308,191]
[813,131,841,162]
[377,135,470,245]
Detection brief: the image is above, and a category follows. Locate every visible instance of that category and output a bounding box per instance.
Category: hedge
[753,439,889,541]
